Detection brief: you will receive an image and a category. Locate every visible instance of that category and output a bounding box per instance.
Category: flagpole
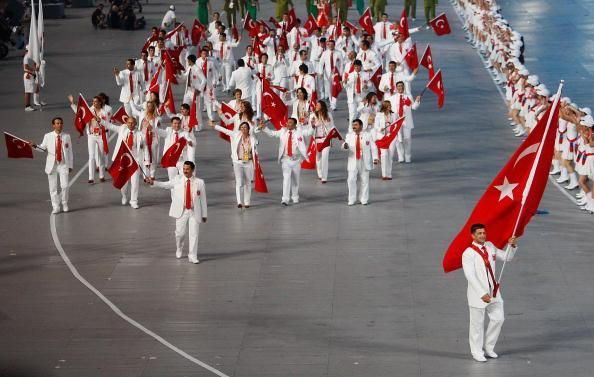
[495,80,564,293]
[122,138,149,179]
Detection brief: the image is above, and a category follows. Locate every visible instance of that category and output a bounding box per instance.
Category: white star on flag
[494,176,518,201]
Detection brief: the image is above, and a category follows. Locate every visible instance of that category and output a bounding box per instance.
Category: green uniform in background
[246,0,258,19]
[197,0,210,25]
[373,0,386,21]
[224,0,237,28]
[336,0,348,21]
[276,0,293,19]
[405,0,416,19]
[424,0,437,23]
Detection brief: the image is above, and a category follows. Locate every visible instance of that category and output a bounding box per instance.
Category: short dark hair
[171,116,181,123]
[127,58,135,65]
[353,59,362,67]
[239,121,251,130]
[352,119,363,127]
[187,54,197,63]
[396,81,405,86]
[51,117,63,124]
[184,161,195,170]
[180,104,190,110]
[233,88,243,96]
[299,64,308,73]
[237,59,245,67]
[470,224,486,234]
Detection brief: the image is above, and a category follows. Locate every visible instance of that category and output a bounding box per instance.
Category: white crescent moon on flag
[263,93,274,104]
[514,143,540,167]
[80,106,87,120]
[172,142,182,155]
[435,19,445,30]
[119,153,134,171]
[12,139,23,149]
[400,18,406,28]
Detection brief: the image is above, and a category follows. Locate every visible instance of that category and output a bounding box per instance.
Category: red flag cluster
[108,143,139,189]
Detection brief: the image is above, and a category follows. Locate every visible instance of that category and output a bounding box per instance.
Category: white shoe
[485,350,499,359]
[175,250,182,259]
[51,207,60,214]
[556,175,569,184]
[24,106,35,112]
[121,196,127,205]
[292,198,299,204]
[472,354,487,362]
[565,181,579,190]
[34,101,47,106]
[130,202,139,209]
[549,168,561,175]
[188,257,200,264]
[62,204,69,212]
[577,198,587,206]
[576,192,585,198]
[347,202,355,206]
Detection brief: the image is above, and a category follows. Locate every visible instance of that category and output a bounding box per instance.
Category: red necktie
[363,52,367,62]
[185,179,192,209]
[262,65,266,80]
[143,62,148,81]
[399,95,404,117]
[175,131,179,142]
[390,73,395,94]
[202,59,208,76]
[355,74,361,94]
[330,52,334,72]
[399,43,402,53]
[126,131,134,149]
[220,42,224,59]
[383,23,387,39]
[300,76,304,88]
[296,31,301,46]
[188,69,192,88]
[287,131,293,157]
[56,135,62,162]
[293,52,297,62]
[128,72,134,94]
[355,134,361,160]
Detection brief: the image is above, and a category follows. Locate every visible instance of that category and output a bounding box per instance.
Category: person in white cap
[575,115,594,213]
[551,100,581,190]
[524,85,549,134]
[162,5,176,30]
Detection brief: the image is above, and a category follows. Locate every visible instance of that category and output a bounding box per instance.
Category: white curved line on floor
[50,136,230,377]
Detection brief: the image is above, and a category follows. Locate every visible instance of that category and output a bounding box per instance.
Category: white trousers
[379,142,396,178]
[147,142,159,178]
[167,166,181,200]
[221,62,233,90]
[348,95,363,125]
[87,135,105,180]
[316,145,330,181]
[233,161,254,205]
[281,157,302,202]
[183,91,203,131]
[200,85,216,122]
[175,209,200,260]
[48,163,70,210]
[396,127,412,162]
[121,170,140,206]
[347,162,370,204]
[468,301,505,358]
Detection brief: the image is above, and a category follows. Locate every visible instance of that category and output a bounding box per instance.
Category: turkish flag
[317,11,330,28]
[148,65,162,94]
[358,8,374,35]
[398,9,410,40]
[74,94,94,137]
[191,19,205,45]
[301,137,317,169]
[141,34,158,53]
[375,117,405,149]
[261,79,288,130]
[344,21,359,34]
[426,69,445,108]
[254,153,268,193]
[159,81,176,114]
[218,102,237,142]
[429,13,451,36]
[189,91,199,130]
[286,8,297,32]
[404,43,419,71]
[304,14,319,35]
[167,47,186,73]
[420,44,436,79]
[279,32,289,51]
[165,23,185,41]
[309,90,318,112]
[231,23,239,42]
[243,14,259,38]
[108,143,139,189]
[252,34,264,56]
[333,19,343,40]
[111,106,130,124]
[161,137,187,167]
[331,66,343,98]
[316,127,343,152]
[162,51,179,84]
[443,89,562,273]
[370,66,382,91]
[4,132,34,159]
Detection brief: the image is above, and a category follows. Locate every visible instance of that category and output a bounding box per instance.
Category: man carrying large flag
[443,82,563,362]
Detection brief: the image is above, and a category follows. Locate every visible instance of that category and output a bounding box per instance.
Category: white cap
[579,107,592,115]
[519,68,529,76]
[169,4,175,10]
[527,75,539,86]
[580,115,594,127]
[561,97,571,104]
[536,85,550,97]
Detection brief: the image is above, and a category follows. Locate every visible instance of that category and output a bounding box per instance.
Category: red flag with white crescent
[316,127,343,152]
[317,12,330,28]
[375,117,405,149]
[191,19,205,45]
[429,13,452,36]
[426,69,445,108]
[189,91,199,130]
[159,81,176,114]
[161,137,187,167]
[370,66,382,91]
[254,153,268,193]
[261,79,288,130]
[331,66,343,98]
[344,21,359,34]
[301,137,317,169]
[148,65,162,94]
[111,106,130,124]
[303,14,319,36]
[286,8,297,32]
[358,8,374,35]
[141,34,158,53]
[108,143,139,189]
[219,102,237,142]
[398,8,410,40]
[443,86,562,272]
[420,44,436,79]
[404,43,419,71]
[4,132,34,159]
[74,94,94,137]
[162,51,179,84]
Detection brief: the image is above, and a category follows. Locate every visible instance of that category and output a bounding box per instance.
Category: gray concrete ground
[0,1,593,376]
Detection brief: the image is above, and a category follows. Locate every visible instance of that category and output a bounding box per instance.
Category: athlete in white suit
[391,82,421,163]
[114,59,145,110]
[462,224,518,362]
[147,161,207,264]
[342,119,378,205]
[34,118,74,214]
[258,118,313,205]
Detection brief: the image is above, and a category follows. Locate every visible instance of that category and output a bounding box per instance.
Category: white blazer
[374,111,398,140]
[319,49,344,78]
[293,74,316,96]
[103,122,150,164]
[342,131,378,171]
[229,67,255,99]
[115,69,144,104]
[214,125,258,164]
[345,71,370,103]
[38,131,73,174]
[389,93,420,129]
[154,175,207,220]
[462,241,517,308]
[181,64,206,92]
[262,126,312,162]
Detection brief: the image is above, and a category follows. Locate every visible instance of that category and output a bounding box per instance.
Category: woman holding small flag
[215,100,257,134]
[130,100,162,179]
[374,100,398,180]
[309,100,337,183]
